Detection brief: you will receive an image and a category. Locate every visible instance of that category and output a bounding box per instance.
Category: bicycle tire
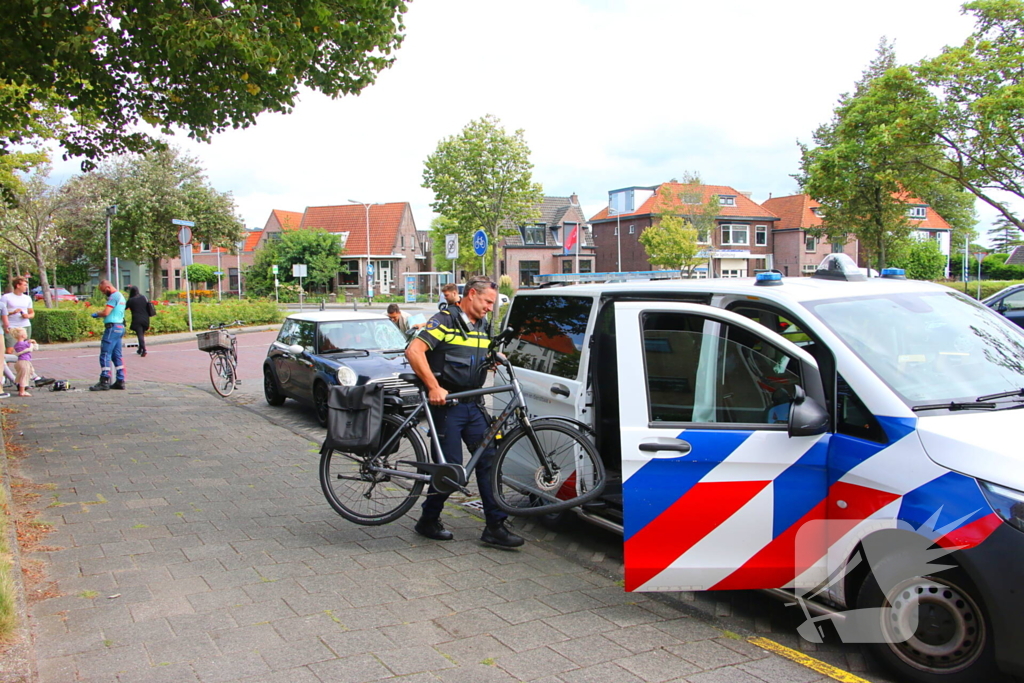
[490,420,606,516]
[319,414,428,525]
[210,352,236,397]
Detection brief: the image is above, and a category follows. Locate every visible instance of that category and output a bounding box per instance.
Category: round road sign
[473,230,488,256]
[177,226,192,245]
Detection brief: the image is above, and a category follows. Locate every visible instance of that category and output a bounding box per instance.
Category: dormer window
[908,206,927,219]
[811,207,824,217]
[719,195,736,207]
[338,232,350,249]
[523,224,546,245]
[200,242,210,252]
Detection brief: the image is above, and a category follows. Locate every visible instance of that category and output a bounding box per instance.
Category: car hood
[917,410,1024,492]
[319,351,411,383]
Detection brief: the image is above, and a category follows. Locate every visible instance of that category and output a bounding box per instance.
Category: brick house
[762,194,859,277]
[159,227,265,294]
[502,195,593,288]
[589,183,779,277]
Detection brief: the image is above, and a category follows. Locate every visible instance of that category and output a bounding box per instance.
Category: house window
[719,196,736,207]
[399,235,404,248]
[831,240,845,254]
[721,268,744,278]
[613,225,618,236]
[697,227,710,244]
[805,236,817,252]
[161,269,169,291]
[721,224,749,246]
[519,261,540,287]
[523,225,546,245]
[229,268,239,291]
[755,225,767,246]
[199,242,210,252]
[338,232,350,249]
[121,270,131,286]
[802,263,818,274]
[628,224,635,235]
[908,206,927,219]
[811,207,824,217]
[580,260,592,273]
[562,260,573,274]
[339,259,359,286]
[174,269,182,291]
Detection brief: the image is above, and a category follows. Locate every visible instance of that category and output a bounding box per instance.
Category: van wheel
[857,560,996,683]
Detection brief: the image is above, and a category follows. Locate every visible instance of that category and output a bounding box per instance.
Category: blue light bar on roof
[754,271,783,286]
[880,267,907,279]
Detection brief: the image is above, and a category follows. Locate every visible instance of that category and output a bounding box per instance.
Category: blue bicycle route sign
[473,230,488,256]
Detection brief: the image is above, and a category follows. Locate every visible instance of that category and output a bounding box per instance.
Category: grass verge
[0,414,18,641]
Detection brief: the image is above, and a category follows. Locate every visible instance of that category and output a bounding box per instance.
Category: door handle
[639,441,692,454]
[550,384,570,397]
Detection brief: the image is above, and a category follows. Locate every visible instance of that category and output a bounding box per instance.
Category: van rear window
[504,295,593,380]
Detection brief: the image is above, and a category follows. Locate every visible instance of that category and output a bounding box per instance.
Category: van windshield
[806,290,1024,407]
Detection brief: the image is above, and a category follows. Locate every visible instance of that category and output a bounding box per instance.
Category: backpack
[323,383,385,454]
[146,300,157,317]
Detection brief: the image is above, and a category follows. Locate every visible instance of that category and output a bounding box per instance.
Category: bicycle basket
[196,329,232,352]
[323,384,385,454]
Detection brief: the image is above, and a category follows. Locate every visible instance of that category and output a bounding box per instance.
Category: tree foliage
[639,176,717,276]
[185,263,219,285]
[889,238,948,280]
[428,215,483,275]
[90,145,243,296]
[0,0,409,164]
[798,41,976,272]
[422,115,543,283]
[243,229,343,296]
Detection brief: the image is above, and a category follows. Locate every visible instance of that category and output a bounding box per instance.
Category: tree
[889,238,948,280]
[798,41,967,272]
[0,163,99,307]
[639,177,717,277]
[989,217,1024,252]
[185,264,219,287]
[422,115,543,283]
[93,146,244,297]
[0,0,409,164]
[428,215,480,275]
[272,229,343,292]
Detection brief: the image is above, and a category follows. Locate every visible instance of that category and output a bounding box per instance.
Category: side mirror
[788,386,829,437]
[287,344,305,355]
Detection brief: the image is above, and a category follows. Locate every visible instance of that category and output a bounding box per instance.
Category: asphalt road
[28,328,901,682]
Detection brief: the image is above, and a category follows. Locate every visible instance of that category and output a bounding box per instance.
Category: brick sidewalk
[11,382,835,683]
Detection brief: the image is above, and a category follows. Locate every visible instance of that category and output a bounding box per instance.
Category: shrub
[936,279,1024,300]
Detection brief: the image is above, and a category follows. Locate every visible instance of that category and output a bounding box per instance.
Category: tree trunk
[151,256,163,299]
[35,251,52,308]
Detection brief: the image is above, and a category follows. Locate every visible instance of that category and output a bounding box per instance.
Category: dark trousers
[420,401,507,527]
[131,322,148,353]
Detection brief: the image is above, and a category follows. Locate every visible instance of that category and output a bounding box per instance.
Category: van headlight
[336,366,357,386]
[979,480,1024,534]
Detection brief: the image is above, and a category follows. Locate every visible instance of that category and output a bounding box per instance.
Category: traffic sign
[171,219,195,227]
[445,234,459,260]
[213,271,224,276]
[176,225,192,245]
[271,265,279,274]
[292,264,308,278]
[367,263,375,277]
[974,252,987,262]
[473,230,488,256]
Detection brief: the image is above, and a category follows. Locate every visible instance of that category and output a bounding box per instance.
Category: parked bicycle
[197,320,244,397]
[319,332,606,525]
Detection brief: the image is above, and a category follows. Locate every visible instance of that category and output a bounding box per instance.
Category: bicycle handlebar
[209,320,246,330]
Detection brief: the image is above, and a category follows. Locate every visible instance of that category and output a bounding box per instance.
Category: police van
[496,254,1024,683]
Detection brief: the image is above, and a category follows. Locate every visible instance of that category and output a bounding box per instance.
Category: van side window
[642,312,802,425]
[836,374,888,443]
[505,295,593,380]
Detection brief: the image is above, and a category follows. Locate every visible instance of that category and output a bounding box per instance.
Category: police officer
[406,275,523,548]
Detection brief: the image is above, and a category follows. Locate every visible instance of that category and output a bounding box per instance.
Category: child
[12,327,37,397]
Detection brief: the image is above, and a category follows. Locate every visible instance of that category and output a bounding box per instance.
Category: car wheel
[263,367,286,406]
[313,381,330,427]
[857,559,996,683]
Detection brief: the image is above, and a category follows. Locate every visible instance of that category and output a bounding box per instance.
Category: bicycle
[197,320,244,397]
[319,335,606,526]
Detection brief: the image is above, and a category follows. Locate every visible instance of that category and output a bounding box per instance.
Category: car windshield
[317,319,407,352]
[806,290,1024,407]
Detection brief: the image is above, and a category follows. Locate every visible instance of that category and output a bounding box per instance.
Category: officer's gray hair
[464,275,497,295]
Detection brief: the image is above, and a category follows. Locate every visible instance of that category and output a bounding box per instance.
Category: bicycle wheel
[210,352,236,397]
[319,414,428,525]
[491,420,605,516]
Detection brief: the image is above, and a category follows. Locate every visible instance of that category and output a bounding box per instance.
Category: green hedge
[34,300,285,342]
[936,279,1024,300]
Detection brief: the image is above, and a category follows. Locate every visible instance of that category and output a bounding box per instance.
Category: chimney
[740,190,753,199]
[570,193,579,205]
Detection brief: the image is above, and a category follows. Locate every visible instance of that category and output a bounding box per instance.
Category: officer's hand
[428,386,449,406]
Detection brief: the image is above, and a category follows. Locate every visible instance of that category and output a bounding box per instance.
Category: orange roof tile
[299,203,408,256]
[274,210,303,231]
[243,230,263,252]
[590,183,777,221]
[761,194,822,230]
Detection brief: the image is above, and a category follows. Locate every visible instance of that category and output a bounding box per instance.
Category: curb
[38,324,281,352]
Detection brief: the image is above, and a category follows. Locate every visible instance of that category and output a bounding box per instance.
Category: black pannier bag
[323,383,385,453]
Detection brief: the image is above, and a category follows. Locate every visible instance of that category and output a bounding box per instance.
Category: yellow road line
[748,636,872,683]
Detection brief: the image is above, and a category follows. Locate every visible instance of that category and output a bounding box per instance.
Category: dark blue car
[263,311,417,426]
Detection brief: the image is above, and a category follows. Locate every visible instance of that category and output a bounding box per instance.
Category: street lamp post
[608,205,623,272]
[105,205,117,281]
[349,200,383,303]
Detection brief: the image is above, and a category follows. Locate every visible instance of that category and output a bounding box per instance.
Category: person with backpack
[125,285,155,357]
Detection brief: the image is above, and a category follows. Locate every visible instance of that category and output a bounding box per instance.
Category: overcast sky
[55,0,999,238]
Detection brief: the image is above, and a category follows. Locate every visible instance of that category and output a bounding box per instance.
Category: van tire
[857,558,997,683]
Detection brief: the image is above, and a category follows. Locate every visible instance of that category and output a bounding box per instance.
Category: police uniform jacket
[416,307,491,391]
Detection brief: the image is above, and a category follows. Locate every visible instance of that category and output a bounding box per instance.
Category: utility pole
[105,205,117,281]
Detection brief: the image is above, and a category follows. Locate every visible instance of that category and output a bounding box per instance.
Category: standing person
[438,283,460,311]
[89,280,127,391]
[405,275,523,548]
[125,285,151,357]
[11,327,37,397]
[2,276,52,388]
[386,303,425,336]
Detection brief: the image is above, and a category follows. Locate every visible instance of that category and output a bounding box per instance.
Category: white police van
[496,254,1024,683]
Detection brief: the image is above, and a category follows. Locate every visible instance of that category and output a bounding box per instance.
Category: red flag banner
[563,224,579,254]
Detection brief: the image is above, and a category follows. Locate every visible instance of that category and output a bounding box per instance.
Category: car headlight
[336,366,357,386]
[979,480,1024,534]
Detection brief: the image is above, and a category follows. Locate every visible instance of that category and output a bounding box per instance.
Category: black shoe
[33,377,55,387]
[89,378,110,392]
[110,380,126,390]
[481,521,524,548]
[414,517,454,541]
[140,350,147,357]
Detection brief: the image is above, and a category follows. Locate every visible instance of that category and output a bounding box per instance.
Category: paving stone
[435,608,511,639]
[494,646,577,680]
[738,654,831,683]
[549,634,634,668]
[436,663,519,683]
[375,645,458,675]
[490,620,572,653]
[321,628,398,657]
[617,648,701,682]
[556,661,645,683]
[603,624,685,654]
[145,633,219,665]
[435,634,515,666]
[258,638,336,671]
[191,651,272,683]
[73,643,151,680]
[308,653,393,682]
[667,639,752,669]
